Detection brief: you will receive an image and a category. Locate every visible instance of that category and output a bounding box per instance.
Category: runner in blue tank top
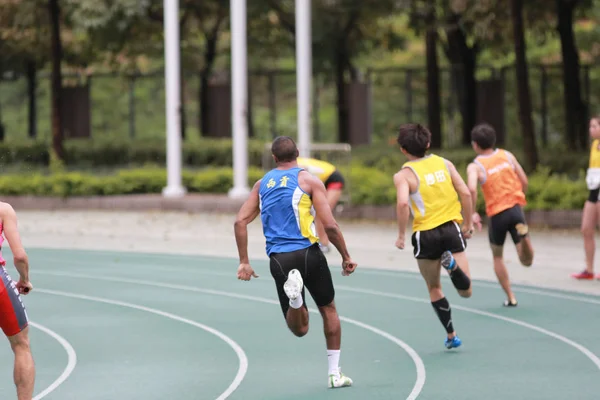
[259,166,319,256]
[234,136,357,389]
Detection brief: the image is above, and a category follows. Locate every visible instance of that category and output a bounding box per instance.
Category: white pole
[162,0,186,198]
[296,0,312,158]
[228,0,250,199]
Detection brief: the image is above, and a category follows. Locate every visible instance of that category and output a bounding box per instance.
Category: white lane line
[334,285,600,372]
[349,269,600,305]
[35,289,248,400]
[30,322,78,400]
[37,270,600,374]
[34,253,600,304]
[35,274,426,400]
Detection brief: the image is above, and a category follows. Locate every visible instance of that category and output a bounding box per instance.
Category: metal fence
[0,63,598,147]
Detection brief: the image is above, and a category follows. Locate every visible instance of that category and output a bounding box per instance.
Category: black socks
[431,297,454,334]
[449,265,471,291]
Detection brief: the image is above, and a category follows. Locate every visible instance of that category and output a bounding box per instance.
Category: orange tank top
[474,149,526,217]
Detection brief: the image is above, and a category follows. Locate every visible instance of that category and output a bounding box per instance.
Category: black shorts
[488,204,527,246]
[589,189,599,203]
[411,220,466,260]
[324,170,345,190]
[269,243,335,317]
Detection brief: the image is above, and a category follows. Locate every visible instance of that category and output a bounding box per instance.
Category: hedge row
[352,143,589,176]
[0,167,265,197]
[0,139,267,168]
[0,138,590,175]
[0,164,588,210]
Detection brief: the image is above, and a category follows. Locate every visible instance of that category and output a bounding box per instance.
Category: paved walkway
[15,210,600,297]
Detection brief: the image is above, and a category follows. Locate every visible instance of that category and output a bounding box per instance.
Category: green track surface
[1,248,599,399]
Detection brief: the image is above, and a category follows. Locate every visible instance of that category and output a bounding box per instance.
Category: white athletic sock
[327,349,340,375]
[289,295,303,309]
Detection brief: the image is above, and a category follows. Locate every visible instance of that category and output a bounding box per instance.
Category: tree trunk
[247,80,254,138]
[199,27,219,136]
[335,46,349,143]
[199,73,210,136]
[463,52,477,142]
[26,60,37,139]
[443,13,478,146]
[180,76,186,140]
[557,0,587,150]
[510,0,538,170]
[425,6,442,148]
[48,0,64,160]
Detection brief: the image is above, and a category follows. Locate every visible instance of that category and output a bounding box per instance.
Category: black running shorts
[488,204,527,246]
[269,243,335,318]
[411,220,466,260]
[324,170,345,190]
[589,189,599,203]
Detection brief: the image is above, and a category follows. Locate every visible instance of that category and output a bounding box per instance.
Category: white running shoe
[283,269,303,300]
[328,369,353,388]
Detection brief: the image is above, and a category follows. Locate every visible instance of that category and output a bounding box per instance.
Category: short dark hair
[271,136,298,163]
[471,123,496,149]
[396,123,431,157]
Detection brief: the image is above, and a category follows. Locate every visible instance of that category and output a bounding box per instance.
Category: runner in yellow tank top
[296,157,346,253]
[574,116,600,280]
[393,123,474,350]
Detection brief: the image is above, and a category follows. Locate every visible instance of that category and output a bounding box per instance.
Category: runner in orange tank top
[466,123,534,308]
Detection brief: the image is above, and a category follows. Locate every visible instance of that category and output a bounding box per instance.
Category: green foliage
[0,0,51,69]
[0,166,265,198]
[263,0,408,76]
[347,163,587,210]
[0,162,587,211]
[524,166,587,211]
[0,138,268,169]
[347,165,396,205]
[64,0,155,69]
[0,137,592,182]
[351,142,590,177]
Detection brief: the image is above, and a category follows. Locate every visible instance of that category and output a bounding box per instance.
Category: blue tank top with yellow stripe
[259,167,319,256]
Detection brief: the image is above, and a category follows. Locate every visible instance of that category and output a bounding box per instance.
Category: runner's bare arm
[466,163,481,212]
[234,180,261,265]
[393,171,410,239]
[1,203,29,282]
[508,152,528,193]
[306,172,351,262]
[447,160,473,229]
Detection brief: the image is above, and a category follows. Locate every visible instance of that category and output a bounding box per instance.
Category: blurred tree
[556,0,592,150]
[410,0,556,152]
[65,0,156,71]
[182,0,230,138]
[425,4,442,148]
[575,2,600,64]
[146,1,194,138]
[48,0,65,160]
[0,0,51,139]
[409,0,480,147]
[266,0,407,143]
[510,0,538,170]
[408,1,442,147]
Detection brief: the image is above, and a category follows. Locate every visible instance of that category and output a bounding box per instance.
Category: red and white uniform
[0,223,29,337]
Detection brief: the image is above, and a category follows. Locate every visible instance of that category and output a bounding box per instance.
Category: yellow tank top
[403,154,463,232]
[297,157,336,183]
[590,140,600,168]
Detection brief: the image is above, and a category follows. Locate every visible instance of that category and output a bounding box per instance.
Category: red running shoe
[571,271,595,280]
